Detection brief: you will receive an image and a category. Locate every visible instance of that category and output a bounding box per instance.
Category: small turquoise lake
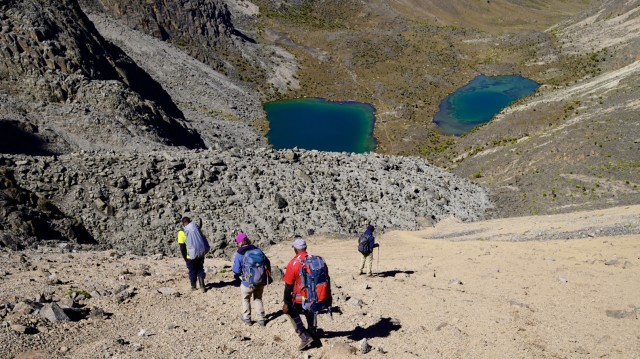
[265,98,376,153]
[433,75,539,136]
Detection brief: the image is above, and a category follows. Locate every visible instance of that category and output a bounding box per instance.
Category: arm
[282,261,295,314]
[283,283,294,314]
[231,253,242,278]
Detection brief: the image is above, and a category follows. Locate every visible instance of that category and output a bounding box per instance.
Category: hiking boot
[358,271,365,275]
[190,281,197,290]
[240,316,252,326]
[366,273,373,277]
[198,277,206,292]
[257,320,266,327]
[298,333,314,351]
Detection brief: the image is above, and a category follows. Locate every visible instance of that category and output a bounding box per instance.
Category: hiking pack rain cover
[183,222,210,259]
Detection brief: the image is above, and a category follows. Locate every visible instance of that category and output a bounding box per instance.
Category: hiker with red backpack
[358,224,379,276]
[282,236,332,351]
[232,232,271,326]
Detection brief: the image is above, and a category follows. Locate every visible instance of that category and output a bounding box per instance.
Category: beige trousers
[359,252,373,275]
[240,284,265,321]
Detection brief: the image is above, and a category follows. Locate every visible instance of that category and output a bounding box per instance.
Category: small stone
[138,329,147,337]
[329,342,357,356]
[157,287,177,295]
[12,301,36,315]
[605,259,619,266]
[348,298,364,308]
[60,347,69,353]
[559,277,568,284]
[11,324,27,333]
[88,307,105,319]
[359,338,372,354]
[605,309,633,319]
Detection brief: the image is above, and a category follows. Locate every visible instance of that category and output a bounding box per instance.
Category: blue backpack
[242,248,268,289]
[296,255,331,313]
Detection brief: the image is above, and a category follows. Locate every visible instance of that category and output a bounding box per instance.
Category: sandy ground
[1,206,639,358]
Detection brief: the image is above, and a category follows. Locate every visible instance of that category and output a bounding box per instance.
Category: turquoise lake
[265,98,376,153]
[433,75,539,136]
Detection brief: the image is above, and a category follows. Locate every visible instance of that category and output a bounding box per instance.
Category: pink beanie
[235,232,248,244]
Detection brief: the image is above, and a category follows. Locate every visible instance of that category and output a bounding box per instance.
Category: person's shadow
[375,270,415,278]
[265,309,284,322]
[322,317,401,340]
[206,278,240,290]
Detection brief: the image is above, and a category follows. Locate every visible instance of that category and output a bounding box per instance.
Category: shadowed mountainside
[0,0,205,151]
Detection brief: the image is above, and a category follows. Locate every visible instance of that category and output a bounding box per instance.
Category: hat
[292,237,307,250]
[235,232,248,244]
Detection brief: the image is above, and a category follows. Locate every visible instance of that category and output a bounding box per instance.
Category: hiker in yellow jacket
[177,217,210,291]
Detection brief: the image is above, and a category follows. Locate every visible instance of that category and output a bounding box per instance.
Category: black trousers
[288,303,316,337]
[185,256,205,283]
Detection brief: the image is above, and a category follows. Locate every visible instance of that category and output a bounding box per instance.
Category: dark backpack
[296,255,331,313]
[242,248,268,289]
[358,233,372,254]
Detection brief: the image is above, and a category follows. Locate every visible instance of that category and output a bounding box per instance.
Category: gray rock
[348,298,364,308]
[11,324,28,333]
[157,287,177,295]
[40,303,70,322]
[605,309,634,319]
[359,338,372,354]
[275,193,288,209]
[12,301,37,315]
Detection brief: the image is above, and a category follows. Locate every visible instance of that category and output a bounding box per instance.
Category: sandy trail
[1,206,639,358]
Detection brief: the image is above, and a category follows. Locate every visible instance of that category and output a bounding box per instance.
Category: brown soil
[1,205,639,358]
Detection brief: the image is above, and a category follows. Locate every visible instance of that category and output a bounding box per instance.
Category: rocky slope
[1,148,489,254]
[446,0,640,217]
[0,0,206,152]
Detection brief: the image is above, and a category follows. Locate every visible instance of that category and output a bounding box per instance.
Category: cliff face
[0,0,205,152]
[0,162,96,250]
[80,0,261,79]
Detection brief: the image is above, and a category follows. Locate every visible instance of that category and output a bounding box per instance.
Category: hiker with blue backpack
[232,232,272,326]
[282,236,332,351]
[178,217,210,292]
[358,224,379,276]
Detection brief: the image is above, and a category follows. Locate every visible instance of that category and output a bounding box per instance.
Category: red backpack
[294,255,331,312]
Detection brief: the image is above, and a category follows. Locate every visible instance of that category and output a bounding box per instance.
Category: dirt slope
[1,205,638,358]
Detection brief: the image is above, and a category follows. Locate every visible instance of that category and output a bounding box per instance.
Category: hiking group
[176,219,377,351]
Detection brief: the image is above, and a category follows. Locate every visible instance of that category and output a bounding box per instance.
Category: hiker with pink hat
[231,232,272,326]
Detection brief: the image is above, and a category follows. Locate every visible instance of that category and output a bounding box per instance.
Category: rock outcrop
[0,0,205,152]
[0,161,95,250]
[80,0,266,81]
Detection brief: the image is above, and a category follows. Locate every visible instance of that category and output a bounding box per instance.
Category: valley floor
[1,206,639,358]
